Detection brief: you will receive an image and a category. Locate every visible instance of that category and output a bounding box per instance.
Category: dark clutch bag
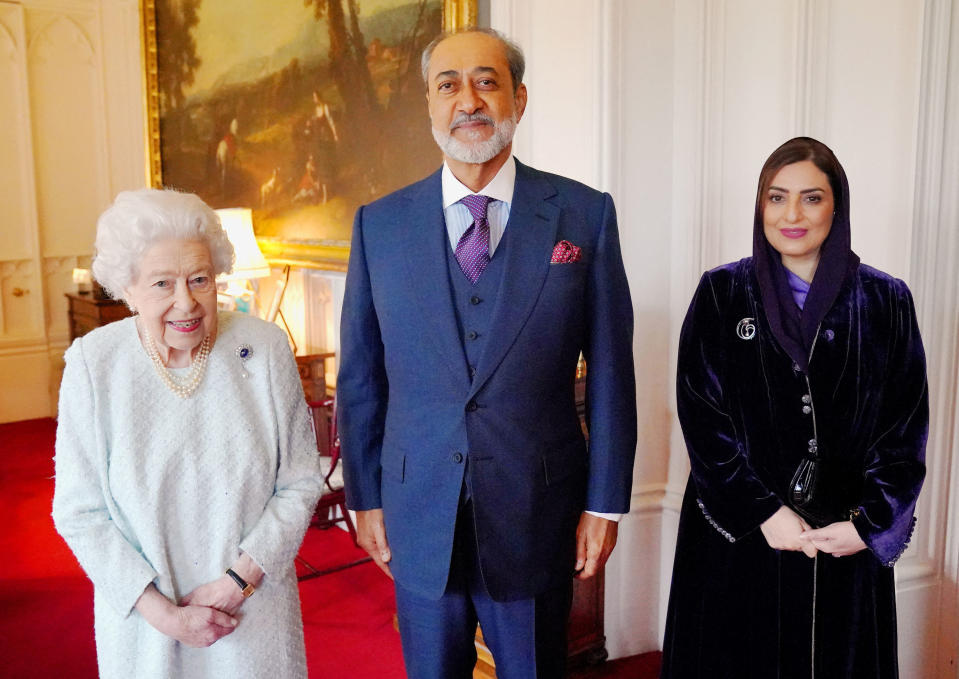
[788,455,857,528]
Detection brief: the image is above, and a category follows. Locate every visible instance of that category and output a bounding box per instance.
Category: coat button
[802,394,811,404]
[466,330,478,340]
[808,438,818,453]
[466,400,478,412]
[470,296,482,305]
[823,328,835,341]
[452,452,464,463]
[802,405,812,415]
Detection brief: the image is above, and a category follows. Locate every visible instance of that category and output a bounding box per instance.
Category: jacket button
[466,330,478,340]
[802,405,812,415]
[823,329,835,341]
[452,452,464,463]
[466,400,478,412]
[802,394,811,404]
[470,296,482,305]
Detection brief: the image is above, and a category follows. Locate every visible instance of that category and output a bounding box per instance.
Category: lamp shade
[216,208,270,280]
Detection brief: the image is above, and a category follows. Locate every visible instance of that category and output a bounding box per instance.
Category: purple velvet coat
[661,258,928,679]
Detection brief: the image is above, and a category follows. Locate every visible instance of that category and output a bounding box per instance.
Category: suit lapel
[401,170,471,390]
[469,161,560,397]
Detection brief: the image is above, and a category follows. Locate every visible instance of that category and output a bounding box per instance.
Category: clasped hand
[135,584,239,648]
[180,574,248,616]
[760,506,866,558]
[135,554,264,648]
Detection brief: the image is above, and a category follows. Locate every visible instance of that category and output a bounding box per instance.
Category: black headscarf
[752,137,860,371]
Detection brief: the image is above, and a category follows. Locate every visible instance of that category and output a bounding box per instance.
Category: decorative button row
[696,498,735,543]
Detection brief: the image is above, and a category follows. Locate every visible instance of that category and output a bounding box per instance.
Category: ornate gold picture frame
[141,0,477,270]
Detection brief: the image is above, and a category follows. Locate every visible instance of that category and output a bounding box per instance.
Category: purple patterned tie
[455,195,494,284]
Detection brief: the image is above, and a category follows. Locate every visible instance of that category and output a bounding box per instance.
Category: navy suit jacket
[337,159,637,602]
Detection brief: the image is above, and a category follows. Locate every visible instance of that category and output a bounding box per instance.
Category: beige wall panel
[714,0,802,267]
[0,12,35,262]
[822,0,922,280]
[502,0,600,188]
[27,11,105,257]
[0,260,43,339]
[0,349,51,423]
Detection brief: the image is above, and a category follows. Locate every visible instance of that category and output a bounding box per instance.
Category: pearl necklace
[139,321,213,399]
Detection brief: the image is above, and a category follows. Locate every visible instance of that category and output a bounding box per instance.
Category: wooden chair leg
[340,502,358,542]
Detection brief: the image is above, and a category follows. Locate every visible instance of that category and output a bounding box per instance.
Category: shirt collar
[441,156,516,209]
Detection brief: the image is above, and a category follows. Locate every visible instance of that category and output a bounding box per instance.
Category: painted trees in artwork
[156,0,202,113]
[153,0,441,237]
[303,0,437,196]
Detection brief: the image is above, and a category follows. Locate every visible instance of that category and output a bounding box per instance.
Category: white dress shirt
[439,157,622,524]
[441,156,515,254]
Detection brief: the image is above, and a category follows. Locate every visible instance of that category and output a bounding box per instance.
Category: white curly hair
[92,189,235,303]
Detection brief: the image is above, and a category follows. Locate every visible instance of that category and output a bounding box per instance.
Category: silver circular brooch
[736,318,756,340]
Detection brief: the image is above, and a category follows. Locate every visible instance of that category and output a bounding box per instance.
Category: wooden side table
[65,293,133,341]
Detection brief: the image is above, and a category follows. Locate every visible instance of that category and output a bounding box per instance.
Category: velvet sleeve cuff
[694,491,783,542]
[852,510,917,567]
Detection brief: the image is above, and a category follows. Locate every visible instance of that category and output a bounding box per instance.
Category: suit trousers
[394,500,574,679]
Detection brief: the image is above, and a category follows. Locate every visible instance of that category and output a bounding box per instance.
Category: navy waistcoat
[445,229,509,383]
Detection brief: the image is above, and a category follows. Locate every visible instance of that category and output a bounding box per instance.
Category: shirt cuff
[586,510,622,522]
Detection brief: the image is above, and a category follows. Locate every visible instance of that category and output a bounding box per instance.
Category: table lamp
[216,208,270,315]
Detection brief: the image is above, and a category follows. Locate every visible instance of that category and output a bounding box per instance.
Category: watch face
[241,584,255,597]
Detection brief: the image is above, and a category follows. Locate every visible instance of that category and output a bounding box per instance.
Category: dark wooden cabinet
[65,293,133,341]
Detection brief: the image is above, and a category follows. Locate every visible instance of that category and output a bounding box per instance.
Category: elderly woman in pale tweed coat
[52,189,321,679]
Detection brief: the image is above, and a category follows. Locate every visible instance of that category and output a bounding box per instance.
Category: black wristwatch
[225,568,256,597]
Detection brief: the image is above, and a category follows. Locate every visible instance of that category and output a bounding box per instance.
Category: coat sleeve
[337,206,389,511]
[676,273,783,540]
[52,339,159,617]
[238,325,322,576]
[581,193,638,514]
[851,280,928,566]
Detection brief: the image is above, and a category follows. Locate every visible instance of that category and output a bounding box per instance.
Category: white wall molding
[597,0,622,199]
[914,1,959,673]
[791,0,830,136]
[698,0,725,272]
[908,0,954,580]
[27,14,95,63]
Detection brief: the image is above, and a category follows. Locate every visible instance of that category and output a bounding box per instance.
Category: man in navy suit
[338,28,637,678]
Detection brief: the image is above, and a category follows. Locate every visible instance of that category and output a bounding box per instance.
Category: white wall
[0,0,143,423]
[493,0,959,675]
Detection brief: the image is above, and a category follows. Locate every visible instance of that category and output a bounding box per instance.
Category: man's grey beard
[432,112,518,164]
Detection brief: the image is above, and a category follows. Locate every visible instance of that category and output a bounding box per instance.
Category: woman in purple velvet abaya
[660,137,928,679]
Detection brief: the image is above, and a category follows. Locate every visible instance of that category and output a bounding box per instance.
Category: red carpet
[0,418,659,678]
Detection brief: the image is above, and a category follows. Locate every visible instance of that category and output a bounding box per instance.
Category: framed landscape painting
[141,0,477,269]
